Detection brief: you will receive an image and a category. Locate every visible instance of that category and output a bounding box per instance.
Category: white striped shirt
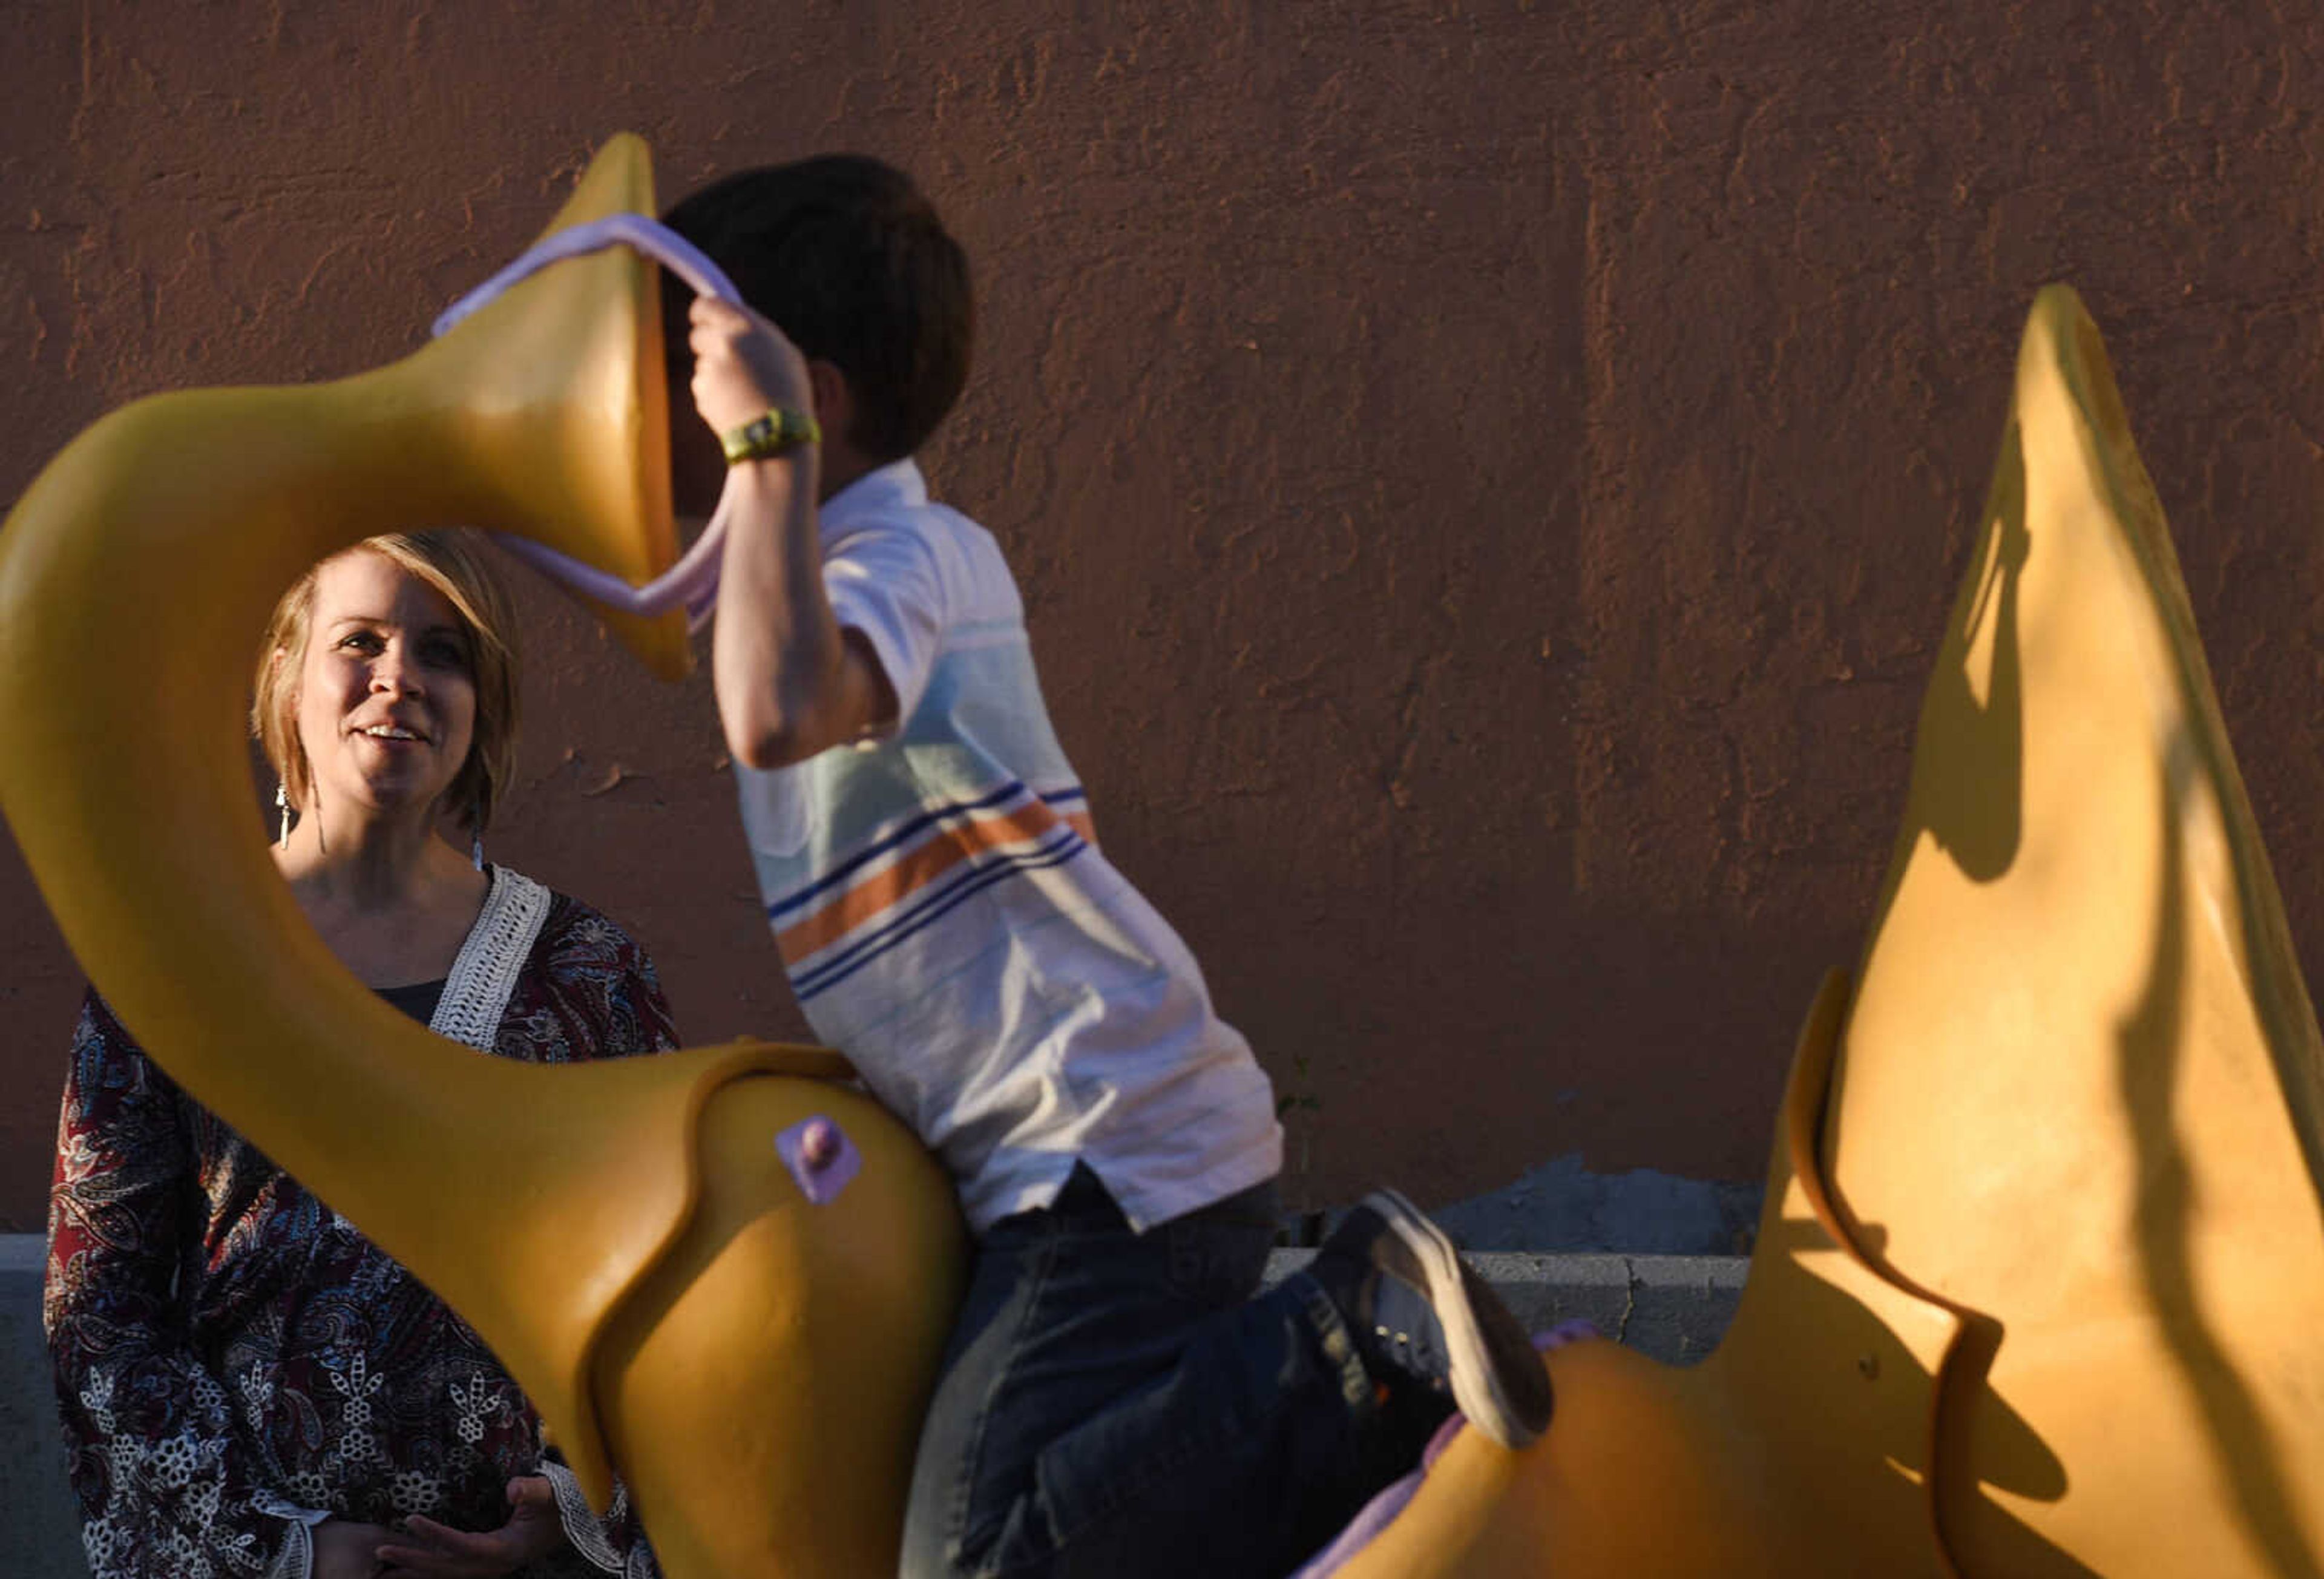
[734,460,1282,1233]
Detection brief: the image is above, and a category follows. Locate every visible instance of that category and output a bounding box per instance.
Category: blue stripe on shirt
[792,828,1090,999]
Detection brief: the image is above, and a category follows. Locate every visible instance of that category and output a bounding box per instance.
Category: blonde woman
[47,533,674,1579]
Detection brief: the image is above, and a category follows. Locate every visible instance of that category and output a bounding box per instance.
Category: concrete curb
[1264,1248,1745,1366]
[2,1236,82,1579]
[5,1236,1747,1576]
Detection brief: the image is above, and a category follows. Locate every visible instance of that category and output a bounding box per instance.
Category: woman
[46,532,674,1579]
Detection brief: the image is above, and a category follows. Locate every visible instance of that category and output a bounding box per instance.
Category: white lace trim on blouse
[542,1460,660,1577]
[326,865,553,1255]
[430,865,552,1052]
[254,1492,329,1579]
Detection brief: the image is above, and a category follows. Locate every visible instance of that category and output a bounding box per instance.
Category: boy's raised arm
[688,296,895,769]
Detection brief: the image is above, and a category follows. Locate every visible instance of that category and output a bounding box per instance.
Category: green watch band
[721,407,821,464]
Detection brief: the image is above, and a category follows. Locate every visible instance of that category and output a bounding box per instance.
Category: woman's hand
[371,1476,566,1577]
[689,296,815,436]
[312,1519,396,1579]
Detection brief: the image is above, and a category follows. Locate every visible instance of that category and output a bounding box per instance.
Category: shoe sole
[1366,1187,1556,1449]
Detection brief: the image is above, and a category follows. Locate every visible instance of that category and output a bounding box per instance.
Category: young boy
[662,157,1554,1578]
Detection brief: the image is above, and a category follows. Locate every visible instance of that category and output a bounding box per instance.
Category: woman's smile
[353,720,431,744]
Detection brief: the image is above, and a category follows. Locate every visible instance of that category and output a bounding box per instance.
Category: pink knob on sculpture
[801,1118,841,1169]
[775,1114,859,1204]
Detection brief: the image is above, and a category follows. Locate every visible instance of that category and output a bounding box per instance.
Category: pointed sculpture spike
[1308,287,2324,1578]
[1830,284,2324,1575]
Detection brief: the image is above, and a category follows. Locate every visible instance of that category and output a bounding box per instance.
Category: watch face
[723,415,773,462]
[723,410,815,463]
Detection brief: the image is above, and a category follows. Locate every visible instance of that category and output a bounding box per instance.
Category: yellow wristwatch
[720,407,821,464]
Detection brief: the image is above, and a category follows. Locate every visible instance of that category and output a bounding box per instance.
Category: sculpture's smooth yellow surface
[1335,286,2324,1575]
[1834,287,2324,1576]
[0,134,966,1578]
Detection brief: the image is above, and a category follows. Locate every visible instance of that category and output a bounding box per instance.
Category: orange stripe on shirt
[776,798,1082,962]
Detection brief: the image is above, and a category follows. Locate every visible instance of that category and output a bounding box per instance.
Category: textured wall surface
[4,1,2323,1230]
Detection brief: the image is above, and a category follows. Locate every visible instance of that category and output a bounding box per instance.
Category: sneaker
[1307,1187,1555,1449]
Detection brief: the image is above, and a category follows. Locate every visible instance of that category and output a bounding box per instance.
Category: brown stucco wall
[4,2,2323,1232]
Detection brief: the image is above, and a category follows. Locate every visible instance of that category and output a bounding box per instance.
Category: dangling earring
[469,806,485,872]
[275,783,292,849]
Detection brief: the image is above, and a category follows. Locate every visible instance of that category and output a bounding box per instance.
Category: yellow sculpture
[2,128,2320,1577]
[1331,286,2324,1577]
[0,134,966,1578]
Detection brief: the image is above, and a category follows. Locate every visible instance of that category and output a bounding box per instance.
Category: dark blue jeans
[898,1165,1400,1578]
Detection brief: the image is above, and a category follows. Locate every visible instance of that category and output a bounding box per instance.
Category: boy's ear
[807,359,853,448]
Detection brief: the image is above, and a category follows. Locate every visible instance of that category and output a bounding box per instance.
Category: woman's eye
[337,632,382,654]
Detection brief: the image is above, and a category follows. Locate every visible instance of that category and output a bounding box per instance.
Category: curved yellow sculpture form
[0,134,966,1578]
[1334,286,2324,1576]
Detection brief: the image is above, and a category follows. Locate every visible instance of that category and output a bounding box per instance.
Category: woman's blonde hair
[251,531,521,833]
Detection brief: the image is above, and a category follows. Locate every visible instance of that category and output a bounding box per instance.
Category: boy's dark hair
[663,156,973,464]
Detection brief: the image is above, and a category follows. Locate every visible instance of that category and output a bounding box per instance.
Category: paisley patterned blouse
[45,868,680,1579]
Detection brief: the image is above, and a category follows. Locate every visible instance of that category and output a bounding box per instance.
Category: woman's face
[290,550,478,828]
